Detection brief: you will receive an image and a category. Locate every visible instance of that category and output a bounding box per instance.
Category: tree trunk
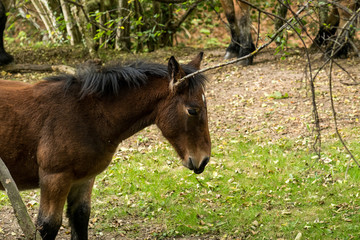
[0,157,41,240]
[159,3,174,48]
[71,0,98,57]
[115,0,131,50]
[60,0,81,45]
[31,0,59,42]
[274,0,289,46]
[134,0,144,52]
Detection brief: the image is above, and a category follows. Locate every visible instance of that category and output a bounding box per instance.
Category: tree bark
[274,0,289,46]
[134,0,144,52]
[115,0,131,50]
[31,0,57,42]
[71,0,98,57]
[60,0,81,45]
[40,0,61,37]
[0,157,41,240]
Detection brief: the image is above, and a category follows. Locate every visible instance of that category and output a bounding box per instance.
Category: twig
[195,177,207,188]
[255,10,261,48]
[327,8,360,172]
[274,0,323,160]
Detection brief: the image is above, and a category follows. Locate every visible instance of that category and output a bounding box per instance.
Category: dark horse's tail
[0,1,13,66]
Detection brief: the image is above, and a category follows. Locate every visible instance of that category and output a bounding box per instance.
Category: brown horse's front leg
[36,172,73,240]
[66,178,95,240]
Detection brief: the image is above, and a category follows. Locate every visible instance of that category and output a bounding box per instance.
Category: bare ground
[1,46,360,239]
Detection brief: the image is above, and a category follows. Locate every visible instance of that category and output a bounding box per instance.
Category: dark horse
[0,53,211,239]
[0,0,13,65]
[220,0,255,65]
[313,0,359,58]
[221,0,359,63]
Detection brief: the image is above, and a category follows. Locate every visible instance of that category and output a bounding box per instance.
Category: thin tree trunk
[0,157,41,240]
[60,0,80,45]
[115,0,131,50]
[160,3,174,47]
[71,1,98,57]
[274,0,289,46]
[31,0,58,42]
[40,0,59,34]
[134,0,144,52]
[99,0,106,46]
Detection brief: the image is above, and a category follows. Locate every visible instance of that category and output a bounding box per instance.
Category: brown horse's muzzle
[187,156,210,174]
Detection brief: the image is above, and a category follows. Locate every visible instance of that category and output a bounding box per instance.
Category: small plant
[266,91,289,99]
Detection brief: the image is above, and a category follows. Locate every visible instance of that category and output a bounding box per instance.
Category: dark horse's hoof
[0,51,13,66]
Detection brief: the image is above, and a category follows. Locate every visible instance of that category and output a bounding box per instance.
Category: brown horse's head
[156,53,211,174]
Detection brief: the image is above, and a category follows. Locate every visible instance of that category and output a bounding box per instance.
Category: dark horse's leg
[66,179,94,240]
[0,1,13,65]
[36,172,72,240]
[313,0,358,58]
[220,0,255,65]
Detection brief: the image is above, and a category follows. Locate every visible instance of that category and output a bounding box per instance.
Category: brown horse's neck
[87,77,169,145]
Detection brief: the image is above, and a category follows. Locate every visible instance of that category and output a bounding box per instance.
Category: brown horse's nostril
[200,157,210,169]
[193,157,210,174]
[188,157,195,170]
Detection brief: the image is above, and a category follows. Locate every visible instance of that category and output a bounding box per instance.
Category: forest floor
[0,45,360,239]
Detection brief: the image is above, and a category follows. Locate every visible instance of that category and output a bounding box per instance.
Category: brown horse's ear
[168,56,185,91]
[187,52,204,70]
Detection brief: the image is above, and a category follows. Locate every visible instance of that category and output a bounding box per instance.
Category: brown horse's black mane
[45,61,207,98]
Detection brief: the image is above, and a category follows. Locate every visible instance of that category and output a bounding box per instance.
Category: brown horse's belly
[0,156,40,191]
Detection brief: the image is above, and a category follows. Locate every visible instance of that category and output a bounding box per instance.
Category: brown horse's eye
[187,108,199,116]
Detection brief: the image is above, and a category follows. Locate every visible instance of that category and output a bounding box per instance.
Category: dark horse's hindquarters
[0,53,211,239]
[0,1,13,65]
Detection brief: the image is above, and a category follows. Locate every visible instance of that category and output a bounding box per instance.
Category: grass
[89,134,360,239]
[1,134,360,239]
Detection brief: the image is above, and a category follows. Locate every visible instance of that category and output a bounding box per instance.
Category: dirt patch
[1,46,360,239]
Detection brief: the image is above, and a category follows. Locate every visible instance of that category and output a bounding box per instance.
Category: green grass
[88,135,360,239]
[1,134,360,239]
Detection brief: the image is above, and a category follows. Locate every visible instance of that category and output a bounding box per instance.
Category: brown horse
[0,53,211,240]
